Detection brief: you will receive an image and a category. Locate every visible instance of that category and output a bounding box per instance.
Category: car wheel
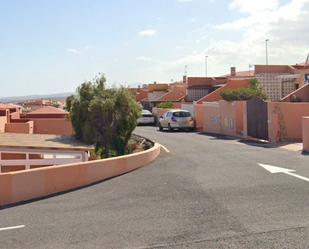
[168,123,173,132]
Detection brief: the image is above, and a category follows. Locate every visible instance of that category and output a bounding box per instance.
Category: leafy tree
[66,74,141,158]
[65,95,74,111]
[51,102,60,108]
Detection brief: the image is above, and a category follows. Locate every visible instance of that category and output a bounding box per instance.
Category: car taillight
[171,116,177,122]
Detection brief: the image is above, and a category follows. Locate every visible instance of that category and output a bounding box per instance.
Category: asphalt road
[2,127,309,248]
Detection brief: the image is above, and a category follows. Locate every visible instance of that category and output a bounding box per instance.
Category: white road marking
[0,225,25,232]
[259,163,309,183]
[159,144,170,153]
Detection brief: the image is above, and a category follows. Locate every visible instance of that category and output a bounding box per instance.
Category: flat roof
[28,106,68,114]
[0,133,93,152]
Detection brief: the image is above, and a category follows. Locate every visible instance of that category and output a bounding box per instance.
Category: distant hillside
[0,92,73,103]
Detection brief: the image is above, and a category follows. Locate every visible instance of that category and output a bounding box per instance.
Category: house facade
[255,64,309,101]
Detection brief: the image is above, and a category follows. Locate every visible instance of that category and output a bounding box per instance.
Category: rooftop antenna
[184,65,188,76]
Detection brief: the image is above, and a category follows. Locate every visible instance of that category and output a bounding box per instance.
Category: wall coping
[0,142,160,176]
[0,138,161,206]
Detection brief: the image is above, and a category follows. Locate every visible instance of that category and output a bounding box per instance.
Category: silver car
[158,110,195,131]
[137,109,155,125]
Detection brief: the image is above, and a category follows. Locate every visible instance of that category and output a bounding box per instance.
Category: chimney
[230,67,236,77]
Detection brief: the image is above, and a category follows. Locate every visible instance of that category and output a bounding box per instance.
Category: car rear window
[173,111,191,117]
[142,114,153,117]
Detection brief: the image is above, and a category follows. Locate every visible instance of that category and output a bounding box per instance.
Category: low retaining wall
[268,102,309,142]
[0,142,161,206]
[5,121,34,134]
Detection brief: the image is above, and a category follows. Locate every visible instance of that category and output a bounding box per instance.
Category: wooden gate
[247,97,268,140]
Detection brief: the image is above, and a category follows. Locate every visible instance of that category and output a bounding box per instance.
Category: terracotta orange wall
[255,65,295,74]
[5,121,34,134]
[173,102,182,109]
[219,101,238,136]
[0,116,7,133]
[202,102,221,134]
[268,102,309,142]
[0,143,161,206]
[242,102,248,137]
[24,113,67,119]
[194,104,205,130]
[10,111,20,120]
[203,100,245,136]
[30,118,74,135]
[235,102,244,134]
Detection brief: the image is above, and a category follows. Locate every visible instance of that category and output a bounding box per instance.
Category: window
[173,111,191,118]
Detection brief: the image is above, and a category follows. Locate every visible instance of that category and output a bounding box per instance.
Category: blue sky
[1,0,308,97]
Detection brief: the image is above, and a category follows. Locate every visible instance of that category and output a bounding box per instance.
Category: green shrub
[157,102,174,109]
[220,79,267,101]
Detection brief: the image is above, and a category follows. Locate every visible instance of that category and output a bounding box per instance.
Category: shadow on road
[198,132,276,149]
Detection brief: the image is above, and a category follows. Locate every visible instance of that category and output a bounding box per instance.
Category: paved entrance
[1,127,309,248]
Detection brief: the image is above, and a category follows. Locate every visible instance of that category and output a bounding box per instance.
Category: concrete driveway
[1,127,309,248]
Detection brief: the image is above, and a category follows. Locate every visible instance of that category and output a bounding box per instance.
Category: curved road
[1,127,309,248]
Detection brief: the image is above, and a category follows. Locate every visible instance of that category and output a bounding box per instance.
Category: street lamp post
[265,39,269,65]
[205,55,208,77]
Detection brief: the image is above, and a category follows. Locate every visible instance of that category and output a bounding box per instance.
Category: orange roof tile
[222,70,254,77]
[148,83,169,92]
[136,89,148,102]
[157,85,187,102]
[187,77,227,88]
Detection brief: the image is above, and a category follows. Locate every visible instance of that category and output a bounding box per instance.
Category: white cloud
[189,17,197,23]
[136,56,152,61]
[229,0,279,13]
[201,0,309,72]
[124,0,309,85]
[138,29,157,37]
[66,45,93,55]
[66,48,81,54]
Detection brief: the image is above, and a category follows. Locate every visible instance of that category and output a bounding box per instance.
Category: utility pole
[249,64,253,76]
[265,39,269,65]
[205,55,208,77]
[184,65,188,76]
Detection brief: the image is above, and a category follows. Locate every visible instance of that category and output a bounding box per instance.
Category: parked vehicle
[137,109,155,125]
[158,109,195,131]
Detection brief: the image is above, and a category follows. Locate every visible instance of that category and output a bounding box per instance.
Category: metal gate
[247,97,268,140]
